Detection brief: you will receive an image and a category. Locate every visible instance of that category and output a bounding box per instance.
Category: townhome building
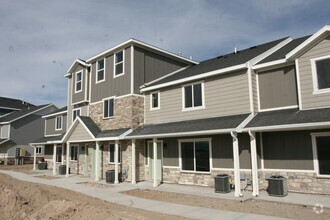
[0,103,57,165]
[31,25,330,197]
[0,96,34,117]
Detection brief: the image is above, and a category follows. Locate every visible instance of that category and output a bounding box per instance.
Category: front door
[148,141,163,181]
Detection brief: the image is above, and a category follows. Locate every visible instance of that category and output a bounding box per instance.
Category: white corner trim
[295,59,303,110]
[131,45,134,94]
[247,63,254,113]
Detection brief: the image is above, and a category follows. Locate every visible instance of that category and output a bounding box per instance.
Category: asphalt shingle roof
[128,114,250,137]
[32,133,65,144]
[0,104,50,123]
[147,38,287,87]
[46,106,67,115]
[97,128,130,138]
[245,108,330,128]
[0,96,34,110]
[79,116,102,137]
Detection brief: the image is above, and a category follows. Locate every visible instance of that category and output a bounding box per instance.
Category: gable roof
[0,104,54,124]
[31,133,66,144]
[66,59,90,76]
[0,96,34,110]
[142,37,288,91]
[42,106,67,118]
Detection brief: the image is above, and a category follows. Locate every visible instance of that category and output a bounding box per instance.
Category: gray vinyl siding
[163,138,179,166]
[68,123,93,142]
[251,69,259,112]
[44,144,53,160]
[212,134,233,168]
[90,47,131,103]
[258,65,298,110]
[146,70,250,124]
[298,35,330,109]
[262,130,314,170]
[71,65,86,104]
[134,47,188,94]
[45,114,67,136]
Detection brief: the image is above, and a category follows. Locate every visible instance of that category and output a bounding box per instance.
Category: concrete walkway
[0,169,296,220]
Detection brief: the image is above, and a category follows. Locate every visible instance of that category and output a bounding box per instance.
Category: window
[73,109,80,121]
[312,133,330,176]
[75,71,82,92]
[55,116,62,130]
[96,59,105,82]
[311,56,330,92]
[70,146,78,161]
[150,92,160,110]
[56,146,62,162]
[103,98,114,118]
[180,139,210,172]
[183,82,204,109]
[114,50,124,77]
[109,144,121,163]
[36,147,42,154]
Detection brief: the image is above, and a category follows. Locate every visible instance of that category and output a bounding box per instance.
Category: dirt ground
[0,168,187,220]
[124,189,330,220]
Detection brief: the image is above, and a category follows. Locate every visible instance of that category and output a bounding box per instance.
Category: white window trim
[109,143,121,164]
[178,138,212,173]
[75,71,83,93]
[311,132,330,178]
[55,116,63,131]
[150,91,160,110]
[70,145,79,161]
[72,108,81,123]
[36,146,42,154]
[182,81,205,111]
[310,55,330,94]
[113,50,125,78]
[102,97,115,119]
[96,58,105,84]
[0,124,10,139]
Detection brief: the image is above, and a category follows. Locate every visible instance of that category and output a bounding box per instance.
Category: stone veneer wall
[89,95,144,130]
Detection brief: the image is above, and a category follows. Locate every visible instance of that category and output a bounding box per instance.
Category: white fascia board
[286,25,330,60]
[86,39,198,65]
[0,139,10,144]
[252,59,287,70]
[141,64,247,92]
[0,106,21,111]
[42,110,67,118]
[243,121,330,132]
[249,37,292,66]
[66,59,91,77]
[1,104,55,124]
[124,128,235,140]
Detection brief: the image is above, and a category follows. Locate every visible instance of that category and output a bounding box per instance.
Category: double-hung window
[103,98,114,118]
[311,56,330,92]
[180,139,211,172]
[73,109,80,121]
[75,71,82,92]
[55,116,62,130]
[150,92,160,110]
[70,146,78,161]
[114,51,124,77]
[109,144,121,163]
[183,82,204,110]
[36,146,42,154]
[96,59,105,82]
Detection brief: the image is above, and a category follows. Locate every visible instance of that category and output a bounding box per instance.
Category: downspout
[230,131,243,197]
[248,131,259,197]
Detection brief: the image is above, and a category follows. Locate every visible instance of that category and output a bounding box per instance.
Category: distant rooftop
[0,96,35,110]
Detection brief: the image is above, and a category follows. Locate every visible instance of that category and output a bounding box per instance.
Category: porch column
[131,139,136,184]
[33,146,37,170]
[66,142,70,177]
[53,144,57,175]
[153,138,157,187]
[231,132,242,197]
[249,131,259,197]
[115,140,119,184]
[61,145,64,165]
[95,141,100,181]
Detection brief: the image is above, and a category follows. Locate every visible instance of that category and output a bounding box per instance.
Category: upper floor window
[73,109,80,121]
[103,98,114,118]
[75,71,82,93]
[96,59,105,83]
[150,92,160,110]
[109,144,121,163]
[55,116,63,130]
[311,56,330,93]
[114,51,124,77]
[183,82,204,110]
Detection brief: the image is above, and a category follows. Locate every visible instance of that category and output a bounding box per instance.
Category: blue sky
[0,0,329,107]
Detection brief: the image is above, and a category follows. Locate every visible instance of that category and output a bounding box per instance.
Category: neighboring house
[0,104,58,165]
[31,26,330,197]
[0,96,34,117]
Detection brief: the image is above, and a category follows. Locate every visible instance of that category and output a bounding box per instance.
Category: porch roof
[0,138,10,144]
[126,113,250,139]
[31,133,65,144]
[244,107,330,131]
[97,128,131,139]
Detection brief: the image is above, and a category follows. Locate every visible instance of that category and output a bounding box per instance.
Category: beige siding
[45,115,67,136]
[90,47,131,103]
[258,65,298,110]
[298,35,330,109]
[146,70,250,124]
[251,69,259,112]
[71,65,86,104]
[68,123,92,142]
